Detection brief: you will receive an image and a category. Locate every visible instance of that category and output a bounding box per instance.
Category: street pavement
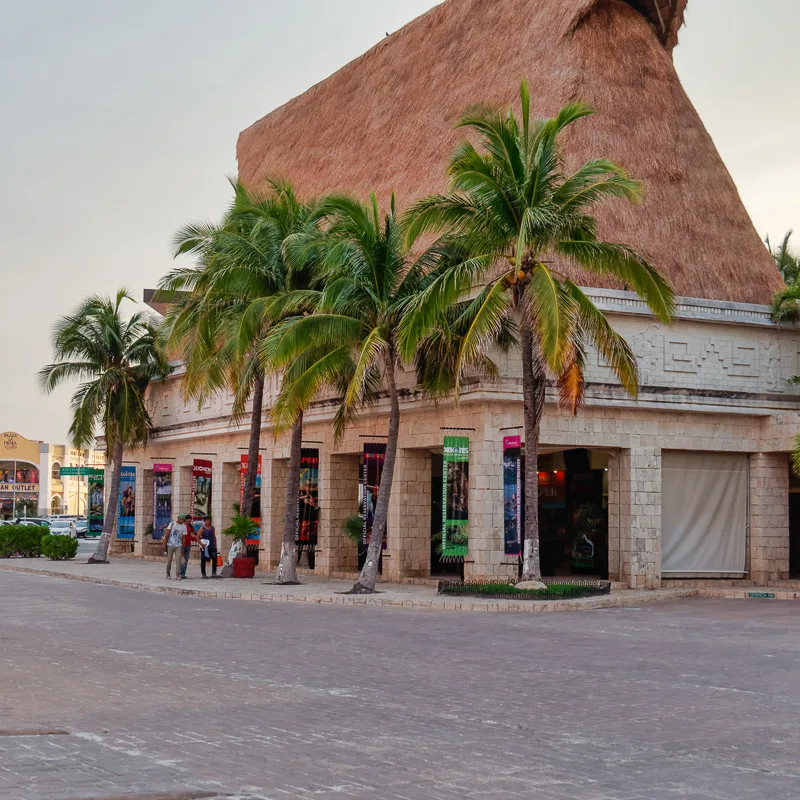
[1,570,799,800]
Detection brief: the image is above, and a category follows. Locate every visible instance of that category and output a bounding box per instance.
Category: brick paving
[2,570,800,799]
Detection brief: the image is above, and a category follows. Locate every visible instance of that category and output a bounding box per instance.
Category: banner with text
[117,466,136,540]
[88,473,105,535]
[240,455,262,544]
[296,449,320,547]
[442,436,469,560]
[192,459,213,523]
[153,464,173,540]
[503,437,522,557]
[362,443,386,548]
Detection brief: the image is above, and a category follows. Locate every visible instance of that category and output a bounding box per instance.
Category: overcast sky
[1,0,798,445]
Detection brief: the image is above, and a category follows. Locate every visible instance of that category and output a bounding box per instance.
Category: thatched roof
[237,0,780,305]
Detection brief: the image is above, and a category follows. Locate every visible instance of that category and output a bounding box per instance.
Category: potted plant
[223,515,258,578]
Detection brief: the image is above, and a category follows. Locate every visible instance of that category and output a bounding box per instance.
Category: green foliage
[14,499,37,518]
[223,515,259,543]
[0,526,46,558]
[768,230,800,284]
[41,534,79,561]
[343,515,363,547]
[402,80,675,410]
[438,582,609,600]
[39,290,170,451]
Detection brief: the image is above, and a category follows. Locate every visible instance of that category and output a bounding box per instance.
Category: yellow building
[0,431,104,519]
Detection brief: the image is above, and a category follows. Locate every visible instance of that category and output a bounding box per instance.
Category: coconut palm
[161,179,323,584]
[768,230,800,284]
[263,194,508,593]
[40,290,169,563]
[403,81,675,583]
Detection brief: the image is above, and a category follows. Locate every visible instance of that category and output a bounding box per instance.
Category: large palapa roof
[237,0,781,305]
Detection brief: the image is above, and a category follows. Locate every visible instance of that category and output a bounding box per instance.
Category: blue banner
[118,466,136,540]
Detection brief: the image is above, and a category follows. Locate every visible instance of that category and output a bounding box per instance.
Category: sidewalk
[0,555,700,613]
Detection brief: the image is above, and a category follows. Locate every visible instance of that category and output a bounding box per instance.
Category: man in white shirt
[165,514,185,580]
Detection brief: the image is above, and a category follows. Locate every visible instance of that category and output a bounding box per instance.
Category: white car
[49,519,77,538]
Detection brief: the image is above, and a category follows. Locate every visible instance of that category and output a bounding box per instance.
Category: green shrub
[0,525,47,558]
[41,534,79,561]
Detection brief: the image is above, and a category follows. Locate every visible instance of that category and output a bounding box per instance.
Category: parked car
[13,518,51,528]
[49,518,77,538]
[73,519,90,538]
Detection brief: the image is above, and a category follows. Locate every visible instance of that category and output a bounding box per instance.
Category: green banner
[59,466,104,477]
[442,436,469,559]
[59,466,80,477]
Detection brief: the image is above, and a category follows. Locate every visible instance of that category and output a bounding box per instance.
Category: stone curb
[0,563,698,613]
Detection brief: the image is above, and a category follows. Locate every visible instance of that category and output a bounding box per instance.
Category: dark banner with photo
[117,466,136,540]
[503,436,522,557]
[296,449,320,547]
[88,470,105,535]
[442,436,469,560]
[239,455,262,544]
[192,459,213,523]
[153,464,173,540]
[362,443,386,548]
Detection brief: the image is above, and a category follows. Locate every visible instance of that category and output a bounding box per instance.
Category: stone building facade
[118,289,800,589]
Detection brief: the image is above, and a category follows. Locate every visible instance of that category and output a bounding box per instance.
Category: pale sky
[1,0,798,445]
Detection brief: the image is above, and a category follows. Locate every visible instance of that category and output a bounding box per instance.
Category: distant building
[0,431,104,518]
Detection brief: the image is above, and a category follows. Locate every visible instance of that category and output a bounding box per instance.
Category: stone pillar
[385,448,432,581]
[261,457,288,572]
[609,446,661,589]
[217,461,238,563]
[317,452,360,576]
[464,436,515,582]
[749,452,790,583]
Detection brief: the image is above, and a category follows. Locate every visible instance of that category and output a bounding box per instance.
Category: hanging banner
[153,464,173,540]
[88,473,105,535]
[503,436,522,557]
[192,459,213,522]
[362,443,386,548]
[442,436,469,559]
[296,449,320,546]
[240,455,262,544]
[117,466,136,540]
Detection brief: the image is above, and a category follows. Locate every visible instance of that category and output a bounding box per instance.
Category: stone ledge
[0,562,695,614]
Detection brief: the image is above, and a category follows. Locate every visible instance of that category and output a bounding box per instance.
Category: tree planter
[232,556,256,579]
[438,579,611,601]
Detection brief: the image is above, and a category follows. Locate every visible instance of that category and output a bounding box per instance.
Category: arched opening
[52,462,61,480]
[51,495,63,514]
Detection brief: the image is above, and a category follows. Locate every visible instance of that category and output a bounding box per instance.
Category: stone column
[749,452,790,583]
[464,435,515,582]
[609,446,661,589]
[260,457,287,572]
[385,448,432,581]
[317,452,360,576]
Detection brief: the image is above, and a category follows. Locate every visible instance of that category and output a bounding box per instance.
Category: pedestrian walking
[179,514,196,580]
[199,516,218,579]
[165,514,185,580]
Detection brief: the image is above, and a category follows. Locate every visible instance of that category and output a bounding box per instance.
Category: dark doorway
[789,467,800,578]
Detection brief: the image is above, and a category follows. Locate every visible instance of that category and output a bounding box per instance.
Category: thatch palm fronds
[40,290,169,563]
[769,231,800,322]
[403,81,675,582]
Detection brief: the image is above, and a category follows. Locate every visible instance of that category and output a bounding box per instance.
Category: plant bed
[437,579,611,601]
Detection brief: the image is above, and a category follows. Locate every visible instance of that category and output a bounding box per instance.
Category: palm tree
[403,81,675,583]
[263,194,506,593]
[769,231,800,322]
[40,290,169,563]
[161,179,323,584]
[768,230,800,284]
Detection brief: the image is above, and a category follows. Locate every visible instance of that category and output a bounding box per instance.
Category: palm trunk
[276,412,303,585]
[241,372,265,518]
[352,351,401,594]
[520,315,546,583]
[90,439,123,563]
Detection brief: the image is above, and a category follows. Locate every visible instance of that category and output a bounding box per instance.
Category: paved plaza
[2,571,800,800]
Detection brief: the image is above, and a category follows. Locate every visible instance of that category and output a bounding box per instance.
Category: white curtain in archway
[661,452,748,574]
